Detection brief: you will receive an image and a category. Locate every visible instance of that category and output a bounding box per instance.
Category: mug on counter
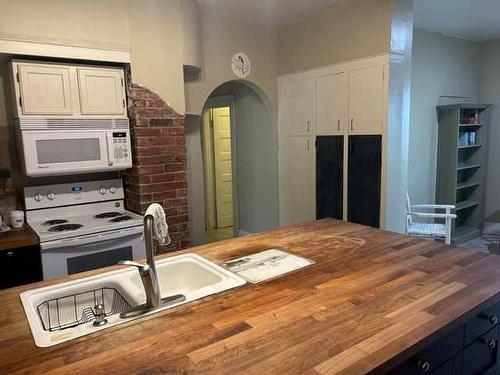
[9,210,25,229]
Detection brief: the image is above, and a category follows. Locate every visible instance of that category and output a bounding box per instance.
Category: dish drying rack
[36,287,131,332]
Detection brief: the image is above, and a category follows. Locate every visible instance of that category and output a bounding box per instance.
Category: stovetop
[26,201,143,243]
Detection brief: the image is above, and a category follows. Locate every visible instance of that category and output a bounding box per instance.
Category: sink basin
[20,253,246,347]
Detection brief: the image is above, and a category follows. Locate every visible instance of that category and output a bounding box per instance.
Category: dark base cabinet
[0,245,42,289]
[386,300,500,375]
[316,136,343,220]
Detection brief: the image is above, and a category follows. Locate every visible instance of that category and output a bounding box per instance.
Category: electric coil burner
[48,224,83,232]
[95,212,122,219]
[43,219,69,226]
[109,215,133,223]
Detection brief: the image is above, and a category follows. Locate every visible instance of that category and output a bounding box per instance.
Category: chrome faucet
[118,214,185,318]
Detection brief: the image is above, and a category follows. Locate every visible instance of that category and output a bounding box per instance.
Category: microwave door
[22,130,109,176]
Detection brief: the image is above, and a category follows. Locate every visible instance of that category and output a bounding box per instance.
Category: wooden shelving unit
[436,103,491,244]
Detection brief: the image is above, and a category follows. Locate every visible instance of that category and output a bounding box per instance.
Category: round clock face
[231,53,251,78]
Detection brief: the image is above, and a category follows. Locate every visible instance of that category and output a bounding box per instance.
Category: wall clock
[231,52,251,78]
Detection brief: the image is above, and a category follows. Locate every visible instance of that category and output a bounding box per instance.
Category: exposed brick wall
[124,83,189,252]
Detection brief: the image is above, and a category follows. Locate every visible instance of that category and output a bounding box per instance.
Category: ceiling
[415,0,500,41]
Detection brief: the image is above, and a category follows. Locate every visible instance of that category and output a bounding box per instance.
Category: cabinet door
[316,72,347,135]
[0,246,42,289]
[348,135,382,228]
[280,78,314,136]
[348,65,384,134]
[279,136,315,225]
[18,64,74,115]
[77,68,126,115]
[463,326,499,375]
[316,136,343,220]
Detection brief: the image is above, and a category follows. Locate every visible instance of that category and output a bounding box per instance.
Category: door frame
[202,95,239,234]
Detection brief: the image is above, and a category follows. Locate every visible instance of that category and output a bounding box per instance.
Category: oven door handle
[41,226,143,250]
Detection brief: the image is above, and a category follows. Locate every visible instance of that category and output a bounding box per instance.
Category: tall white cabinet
[278,55,388,227]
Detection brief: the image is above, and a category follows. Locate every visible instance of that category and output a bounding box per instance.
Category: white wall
[277,0,391,75]
[480,39,500,221]
[408,29,480,204]
[184,0,278,114]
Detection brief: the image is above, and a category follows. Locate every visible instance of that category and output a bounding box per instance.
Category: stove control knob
[47,192,55,200]
[34,193,43,202]
[99,188,106,195]
[110,187,117,194]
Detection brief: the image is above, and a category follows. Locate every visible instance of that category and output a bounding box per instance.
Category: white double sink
[20,253,246,347]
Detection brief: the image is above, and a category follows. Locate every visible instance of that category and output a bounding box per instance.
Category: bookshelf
[436,103,491,244]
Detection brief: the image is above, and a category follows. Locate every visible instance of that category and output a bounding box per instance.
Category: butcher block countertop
[0,226,38,251]
[2,219,500,374]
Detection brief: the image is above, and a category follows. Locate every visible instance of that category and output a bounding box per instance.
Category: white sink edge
[20,253,246,347]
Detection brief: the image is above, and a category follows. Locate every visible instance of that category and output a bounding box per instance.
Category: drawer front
[463,326,499,375]
[465,301,500,346]
[431,352,463,375]
[386,324,464,374]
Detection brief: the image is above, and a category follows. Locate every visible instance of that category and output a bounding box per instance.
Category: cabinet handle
[6,251,13,257]
[490,315,498,325]
[337,119,341,131]
[417,360,431,372]
[481,337,497,349]
[307,120,311,133]
[350,118,354,131]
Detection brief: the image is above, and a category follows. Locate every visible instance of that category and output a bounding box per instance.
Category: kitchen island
[1,219,500,374]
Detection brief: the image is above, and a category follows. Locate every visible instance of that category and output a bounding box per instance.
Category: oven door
[21,130,112,176]
[40,226,145,280]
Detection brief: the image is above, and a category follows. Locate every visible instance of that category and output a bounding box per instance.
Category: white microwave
[16,118,132,176]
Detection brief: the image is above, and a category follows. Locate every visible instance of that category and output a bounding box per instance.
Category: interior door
[18,64,74,115]
[316,72,347,135]
[279,136,315,225]
[77,68,126,115]
[347,135,382,228]
[280,78,315,136]
[213,107,234,228]
[348,65,384,135]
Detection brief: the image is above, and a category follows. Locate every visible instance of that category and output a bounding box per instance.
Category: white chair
[406,193,457,245]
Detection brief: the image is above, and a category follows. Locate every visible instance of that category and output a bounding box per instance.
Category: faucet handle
[118,260,151,274]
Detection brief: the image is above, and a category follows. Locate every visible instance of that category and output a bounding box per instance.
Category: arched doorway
[194,80,278,244]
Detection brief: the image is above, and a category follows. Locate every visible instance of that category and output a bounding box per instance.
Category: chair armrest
[411,204,456,210]
[407,212,457,219]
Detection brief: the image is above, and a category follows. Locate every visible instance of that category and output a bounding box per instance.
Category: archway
[186,80,278,245]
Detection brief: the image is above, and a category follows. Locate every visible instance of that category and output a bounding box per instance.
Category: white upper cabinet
[12,61,127,118]
[348,65,385,135]
[280,78,315,136]
[17,64,74,116]
[77,68,126,115]
[316,72,347,136]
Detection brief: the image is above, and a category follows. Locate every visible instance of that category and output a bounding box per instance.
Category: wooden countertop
[1,219,500,374]
[0,226,39,251]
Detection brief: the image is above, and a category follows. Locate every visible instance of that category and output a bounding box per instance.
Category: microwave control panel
[111,132,131,164]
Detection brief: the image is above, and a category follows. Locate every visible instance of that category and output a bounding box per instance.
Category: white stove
[25,179,145,280]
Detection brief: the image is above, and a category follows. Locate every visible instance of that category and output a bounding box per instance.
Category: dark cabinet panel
[386,325,464,374]
[316,136,343,220]
[0,245,42,289]
[463,326,499,375]
[347,135,382,228]
[465,302,500,346]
